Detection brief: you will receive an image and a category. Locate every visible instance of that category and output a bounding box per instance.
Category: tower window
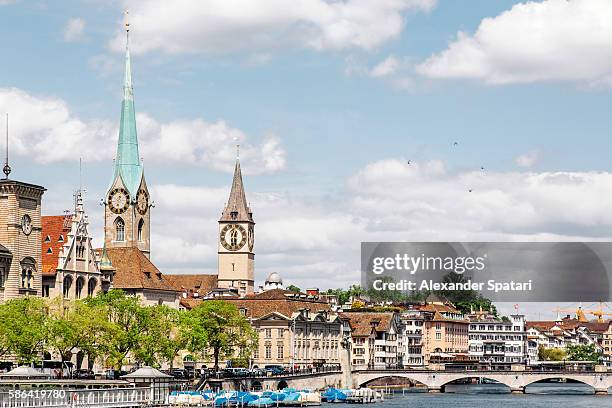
[46,248,53,254]
[44,235,51,243]
[20,258,35,290]
[115,218,125,241]
[58,235,64,242]
[138,219,144,242]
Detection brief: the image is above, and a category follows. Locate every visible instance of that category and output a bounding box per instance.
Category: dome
[266,272,283,284]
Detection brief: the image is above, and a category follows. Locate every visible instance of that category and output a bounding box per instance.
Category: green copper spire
[111,19,142,197]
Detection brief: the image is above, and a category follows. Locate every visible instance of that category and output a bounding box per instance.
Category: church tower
[104,16,151,258]
[218,156,255,296]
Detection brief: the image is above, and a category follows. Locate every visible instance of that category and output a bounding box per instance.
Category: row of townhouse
[526,317,611,363]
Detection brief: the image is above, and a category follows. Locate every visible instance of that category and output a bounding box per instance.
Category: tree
[184,301,257,371]
[566,344,600,362]
[2,297,48,364]
[286,285,301,293]
[135,305,187,368]
[86,289,150,370]
[47,299,113,375]
[538,345,566,361]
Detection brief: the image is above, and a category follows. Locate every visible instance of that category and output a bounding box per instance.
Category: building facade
[342,312,401,370]
[42,191,107,300]
[467,311,527,364]
[0,178,45,301]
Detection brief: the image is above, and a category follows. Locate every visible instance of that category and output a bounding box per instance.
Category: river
[362,384,611,407]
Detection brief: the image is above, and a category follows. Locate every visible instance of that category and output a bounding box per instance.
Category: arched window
[63,275,73,298]
[87,278,97,297]
[138,219,144,242]
[20,258,35,290]
[115,218,125,241]
[75,277,85,299]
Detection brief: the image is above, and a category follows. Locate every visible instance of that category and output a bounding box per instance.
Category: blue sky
[2,0,612,318]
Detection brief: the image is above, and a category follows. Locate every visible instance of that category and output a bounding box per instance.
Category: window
[138,219,144,242]
[20,259,35,290]
[58,235,64,242]
[277,329,284,338]
[87,278,97,297]
[42,285,50,297]
[265,345,272,359]
[75,277,85,299]
[253,348,259,359]
[63,275,73,298]
[265,329,272,338]
[436,333,441,340]
[277,344,284,359]
[0,267,5,288]
[115,218,125,241]
[46,248,53,254]
[44,235,51,243]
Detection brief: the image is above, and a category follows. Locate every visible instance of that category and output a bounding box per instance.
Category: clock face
[21,214,32,235]
[248,224,254,251]
[220,224,247,251]
[108,188,130,214]
[136,189,149,215]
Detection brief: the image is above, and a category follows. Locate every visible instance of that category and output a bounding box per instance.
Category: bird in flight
[453,142,458,147]
[407,160,412,165]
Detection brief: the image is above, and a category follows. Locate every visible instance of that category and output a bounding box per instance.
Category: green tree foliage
[566,344,601,362]
[538,345,567,361]
[2,297,48,364]
[184,300,257,371]
[286,285,301,293]
[0,292,258,371]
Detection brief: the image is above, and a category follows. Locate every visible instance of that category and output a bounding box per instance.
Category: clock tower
[218,158,255,296]
[104,19,151,258]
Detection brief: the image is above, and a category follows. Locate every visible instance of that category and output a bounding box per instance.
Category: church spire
[112,10,142,197]
[220,159,252,222]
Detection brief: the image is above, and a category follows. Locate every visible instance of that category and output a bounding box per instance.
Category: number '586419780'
[8,389,66,399]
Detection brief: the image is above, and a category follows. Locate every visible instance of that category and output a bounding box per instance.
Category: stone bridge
[207,371,347,392]
[354,369,612,395]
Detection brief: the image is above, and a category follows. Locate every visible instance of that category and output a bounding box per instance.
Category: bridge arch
[359,375,428,389]
[523,375,596,390]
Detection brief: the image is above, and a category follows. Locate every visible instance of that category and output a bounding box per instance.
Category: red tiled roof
[340,312,395,337]
[105,247,179,292]
[166,274,218,295]
[41,215,72,276]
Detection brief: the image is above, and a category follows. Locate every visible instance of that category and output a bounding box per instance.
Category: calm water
[354,384,611,408]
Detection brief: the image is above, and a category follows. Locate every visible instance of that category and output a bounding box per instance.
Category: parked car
[170,368,188,379]
[264,365,285,375]
[72,369,95,380]
[105,369,128,380]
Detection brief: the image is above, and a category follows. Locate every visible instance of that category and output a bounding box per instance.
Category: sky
[2,0,612,320]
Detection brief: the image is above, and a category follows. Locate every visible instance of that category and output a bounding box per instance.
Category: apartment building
[467,311,527,364]
[399,310,424,366]
[341,312,402,370]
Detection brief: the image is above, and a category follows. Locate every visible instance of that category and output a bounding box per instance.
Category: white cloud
[516,151,539,168]
[0,87,285,174]
[417,0,612,85]
[116,159,612,292]
[110,0,436,55]
[370,55,400,78]
[63,18,86,42]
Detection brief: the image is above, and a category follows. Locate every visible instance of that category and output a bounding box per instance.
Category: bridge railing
[0,387,154,408]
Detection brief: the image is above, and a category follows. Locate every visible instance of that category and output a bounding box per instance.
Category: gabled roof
[219,160,253,222]
[41,215,72,276]
[341,312,396,337]
[105,247,178,292]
